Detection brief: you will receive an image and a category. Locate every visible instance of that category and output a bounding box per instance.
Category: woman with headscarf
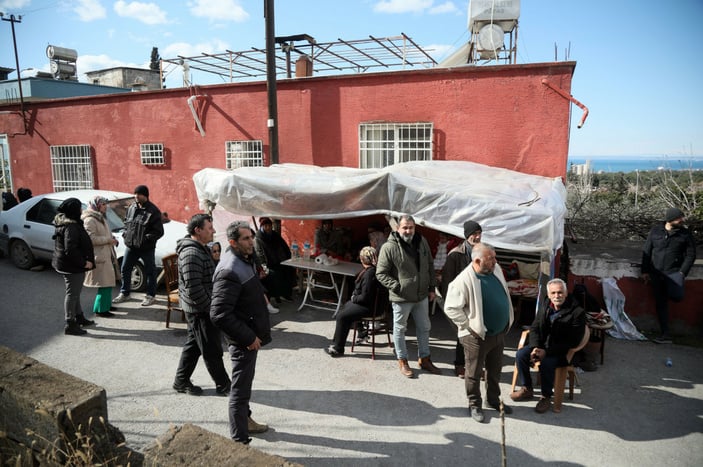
[52,197,95,335]
[83,195,120,318]
[325,246,380,357]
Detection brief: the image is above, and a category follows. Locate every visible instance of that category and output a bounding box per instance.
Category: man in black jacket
[113,185,164,306]
[173,214,230,396]
[510,278,586,414]
[641,207,697,344]
[210,221,272,444]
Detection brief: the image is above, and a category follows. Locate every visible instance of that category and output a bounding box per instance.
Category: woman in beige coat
[82,196,120,318]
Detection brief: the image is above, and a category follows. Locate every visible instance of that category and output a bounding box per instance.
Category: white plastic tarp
[192,160,567,254]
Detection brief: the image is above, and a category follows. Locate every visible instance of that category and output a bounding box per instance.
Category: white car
[0,189,187,291]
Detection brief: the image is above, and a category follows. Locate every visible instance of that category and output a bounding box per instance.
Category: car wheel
[10,240,36,270]
[131,262,146,292]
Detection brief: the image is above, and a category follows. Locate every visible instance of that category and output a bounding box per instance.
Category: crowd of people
[46,188,695,438]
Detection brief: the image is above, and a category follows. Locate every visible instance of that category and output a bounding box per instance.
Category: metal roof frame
[160,33,437,85]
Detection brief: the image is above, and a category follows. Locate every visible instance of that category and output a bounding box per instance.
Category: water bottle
[665,357,673,367]
[291,240,299,259]
[303,240,311,260]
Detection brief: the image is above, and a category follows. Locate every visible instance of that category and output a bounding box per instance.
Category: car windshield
[104,198,132,232]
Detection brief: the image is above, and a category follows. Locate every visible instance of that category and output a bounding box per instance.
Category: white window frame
[226,140,264,169]
[359,122,433,168]
[140,143,165,166]
[50,144,94,191]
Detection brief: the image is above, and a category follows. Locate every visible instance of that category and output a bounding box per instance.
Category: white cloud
[76,53,143,81]
[424,43,454,60]
[73,0,106,21]
[188,0,249,22]
[0,0,31,10]
[114,0,168,25]
[429,2,458,15]
[161,39,231,59]
[373,0,433,14]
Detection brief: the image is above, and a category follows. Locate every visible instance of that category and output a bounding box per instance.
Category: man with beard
[641,207,696,344]
[254,217,293,305]
[444,243,514,423]
[376,215,441,378]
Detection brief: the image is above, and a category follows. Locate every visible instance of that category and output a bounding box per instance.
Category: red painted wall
[1,62,575,224]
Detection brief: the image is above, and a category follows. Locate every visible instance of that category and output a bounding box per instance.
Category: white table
[282,257,363,316]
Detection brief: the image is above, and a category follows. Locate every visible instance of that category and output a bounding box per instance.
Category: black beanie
[664,207,684,223]
[134,185,149,198]
[57,197,82,221]
[463,220,482,238]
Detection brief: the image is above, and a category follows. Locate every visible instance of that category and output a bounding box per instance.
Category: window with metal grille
[140,143,165,165]
[359,122,433,168]
[49,145,94,191]
[226,140,263,169]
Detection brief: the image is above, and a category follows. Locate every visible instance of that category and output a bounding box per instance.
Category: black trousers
[332,301,372,352]
[228,344,258,442]
[175,312,230,389]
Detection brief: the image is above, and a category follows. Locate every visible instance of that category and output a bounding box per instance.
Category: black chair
[351,288,392,360]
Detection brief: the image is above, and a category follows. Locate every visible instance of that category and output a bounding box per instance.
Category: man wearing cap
[113,185,164,307]
[440,220,483,378]
[641,207,696,344]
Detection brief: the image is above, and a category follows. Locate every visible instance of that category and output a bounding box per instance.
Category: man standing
[440,220,483,378]
[510,278,586,413]
[376,215,440,378]
[210,221,272,444]
[444,243,514,423]
[173,214,231,396]
[254,217,293,304]
[641,207,696,344]
[113,185,164,306]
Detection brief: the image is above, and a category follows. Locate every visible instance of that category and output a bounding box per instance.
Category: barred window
[226,140,263,169]
[140,143,165,165]
[50,145,94,191]
[359,122,433,168]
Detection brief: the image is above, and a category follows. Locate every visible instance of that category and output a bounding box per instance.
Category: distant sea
[567,155,703,173]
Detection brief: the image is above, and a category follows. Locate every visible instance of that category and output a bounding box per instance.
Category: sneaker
[510,386,534,402]
[653,335,673,344]
[267,303,280,314]
[470,406,485,423]
[247,417,269,434]
[141,295,156,307]
[173,381,203,396]
[486,401,513,414]
[535,396,551,414]
[325,346,344,357]
[112,293,129,304]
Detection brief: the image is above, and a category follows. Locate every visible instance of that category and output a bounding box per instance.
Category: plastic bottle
[303,240,311,260]
[665,357,673,367]
[291,241,299,259]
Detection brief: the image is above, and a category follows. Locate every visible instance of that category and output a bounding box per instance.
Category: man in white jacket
[444,243,514,423]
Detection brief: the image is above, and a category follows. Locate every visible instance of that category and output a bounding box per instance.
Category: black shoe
[96,311,115,318]
[470,406,485,423]
[487,401,513,414]
[173,381,203,396]
[64,321,87,336]
[215,383,231,396]
[76,315,95,326]
[325,346,344,357]
[109,306,117,311]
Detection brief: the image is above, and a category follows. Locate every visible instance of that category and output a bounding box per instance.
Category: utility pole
[264,0,279,165]
[1,12,27,129]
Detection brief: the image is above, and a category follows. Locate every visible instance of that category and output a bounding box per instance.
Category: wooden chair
[161,253,184,328]
[351,288,392,360]
[511,326,590,413]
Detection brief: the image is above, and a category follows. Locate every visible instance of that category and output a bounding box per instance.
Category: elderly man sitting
[510,278,586,413]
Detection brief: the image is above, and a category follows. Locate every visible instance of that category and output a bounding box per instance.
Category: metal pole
[264,0,279,165]
[2,14,26,124]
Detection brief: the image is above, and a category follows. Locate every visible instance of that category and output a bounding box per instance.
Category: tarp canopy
[193,160,567,255]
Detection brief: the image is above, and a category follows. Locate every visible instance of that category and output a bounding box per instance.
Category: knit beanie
[664,207,684,222]
[134,185,149,198]
[57,197,82,221]
[463,220,482,239]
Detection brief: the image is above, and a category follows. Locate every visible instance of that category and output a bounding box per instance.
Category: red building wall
[1,62,575,224]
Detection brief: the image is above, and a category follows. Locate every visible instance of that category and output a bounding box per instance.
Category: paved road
[1,258,702,466]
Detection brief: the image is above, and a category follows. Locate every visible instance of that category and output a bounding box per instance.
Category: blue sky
[1,0,701,158]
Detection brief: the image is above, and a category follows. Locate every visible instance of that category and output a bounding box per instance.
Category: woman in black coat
[52,198,95,335]
[325,246,380,357]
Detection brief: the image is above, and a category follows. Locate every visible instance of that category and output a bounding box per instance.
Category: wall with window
[0,62,575,224]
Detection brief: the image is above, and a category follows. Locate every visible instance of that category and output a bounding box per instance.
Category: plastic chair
[161,253,184,328]
[351,288,392,360]
[511,326,590,412]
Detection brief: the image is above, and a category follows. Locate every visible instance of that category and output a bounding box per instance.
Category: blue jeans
[515,345,560,398]
[391,299,431,360]
[120,247,157,297]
